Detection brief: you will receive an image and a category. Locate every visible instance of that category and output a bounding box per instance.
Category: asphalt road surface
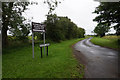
[74,37,118,78]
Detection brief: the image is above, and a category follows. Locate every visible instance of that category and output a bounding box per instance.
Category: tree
[57,16,71,39]
[93,2,120,35]
[2,0,60,47]
[93,23,110,37]
[44,0,61,15]
[77,28,85,38]
[44,14,85,42]
[2,2,30,47]
[45,14,63,42]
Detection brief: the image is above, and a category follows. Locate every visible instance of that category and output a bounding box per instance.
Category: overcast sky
[23,0,116,35]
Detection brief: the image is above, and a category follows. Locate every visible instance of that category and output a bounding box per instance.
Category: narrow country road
[74,37,118,78]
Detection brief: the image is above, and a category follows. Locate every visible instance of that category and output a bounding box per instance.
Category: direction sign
[32,22,50,59]
[32,22,46,32]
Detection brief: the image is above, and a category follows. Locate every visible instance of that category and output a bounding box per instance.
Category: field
[90,35,120,50]
[2,38,85,78]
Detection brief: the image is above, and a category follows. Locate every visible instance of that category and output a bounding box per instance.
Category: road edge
[71,40,87,78]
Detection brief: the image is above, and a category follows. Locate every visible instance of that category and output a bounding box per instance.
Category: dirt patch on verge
[71,44,87,78]
[72,44,87,66]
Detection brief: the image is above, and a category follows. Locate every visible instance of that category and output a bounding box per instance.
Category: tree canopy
[94,23,110,37]
[43,14,85,42]
[93,2,120,35]
[2,2,30,47]
[2,1,85,47]
[2,0,60,47]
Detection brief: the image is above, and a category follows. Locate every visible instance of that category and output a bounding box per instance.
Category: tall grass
[91,36,120,50]
[3,38,85,78]
[102,35,120,39]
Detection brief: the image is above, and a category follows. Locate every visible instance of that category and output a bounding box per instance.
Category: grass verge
[90,36,120,50]
[3,38,85,78]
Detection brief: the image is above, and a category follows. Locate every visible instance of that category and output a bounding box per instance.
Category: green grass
[91,36,120,50]
[3,38,85,78]
[102,35,120,39]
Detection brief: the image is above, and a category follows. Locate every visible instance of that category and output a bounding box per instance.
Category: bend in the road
[74,37,118,78]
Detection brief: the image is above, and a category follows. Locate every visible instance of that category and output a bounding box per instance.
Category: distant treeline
[2,2,85,47]
[34,14,85,42]
[7,14,85,47]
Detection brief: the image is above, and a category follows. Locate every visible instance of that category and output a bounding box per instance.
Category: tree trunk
[100,33,105,37]
[116,28,120,36]
[2,3,13,47]
[2,25,8,47]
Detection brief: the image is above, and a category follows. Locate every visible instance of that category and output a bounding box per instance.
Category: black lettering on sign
[32,22,46,31]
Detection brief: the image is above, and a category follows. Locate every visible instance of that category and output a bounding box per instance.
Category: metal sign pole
[43,32,45,56]
[32,32,34,58]
[32,22,48,58]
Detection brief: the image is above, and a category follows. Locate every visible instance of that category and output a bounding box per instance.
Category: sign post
[32,32,34,58]
[32,22,50,58]
[43,32,45,56]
